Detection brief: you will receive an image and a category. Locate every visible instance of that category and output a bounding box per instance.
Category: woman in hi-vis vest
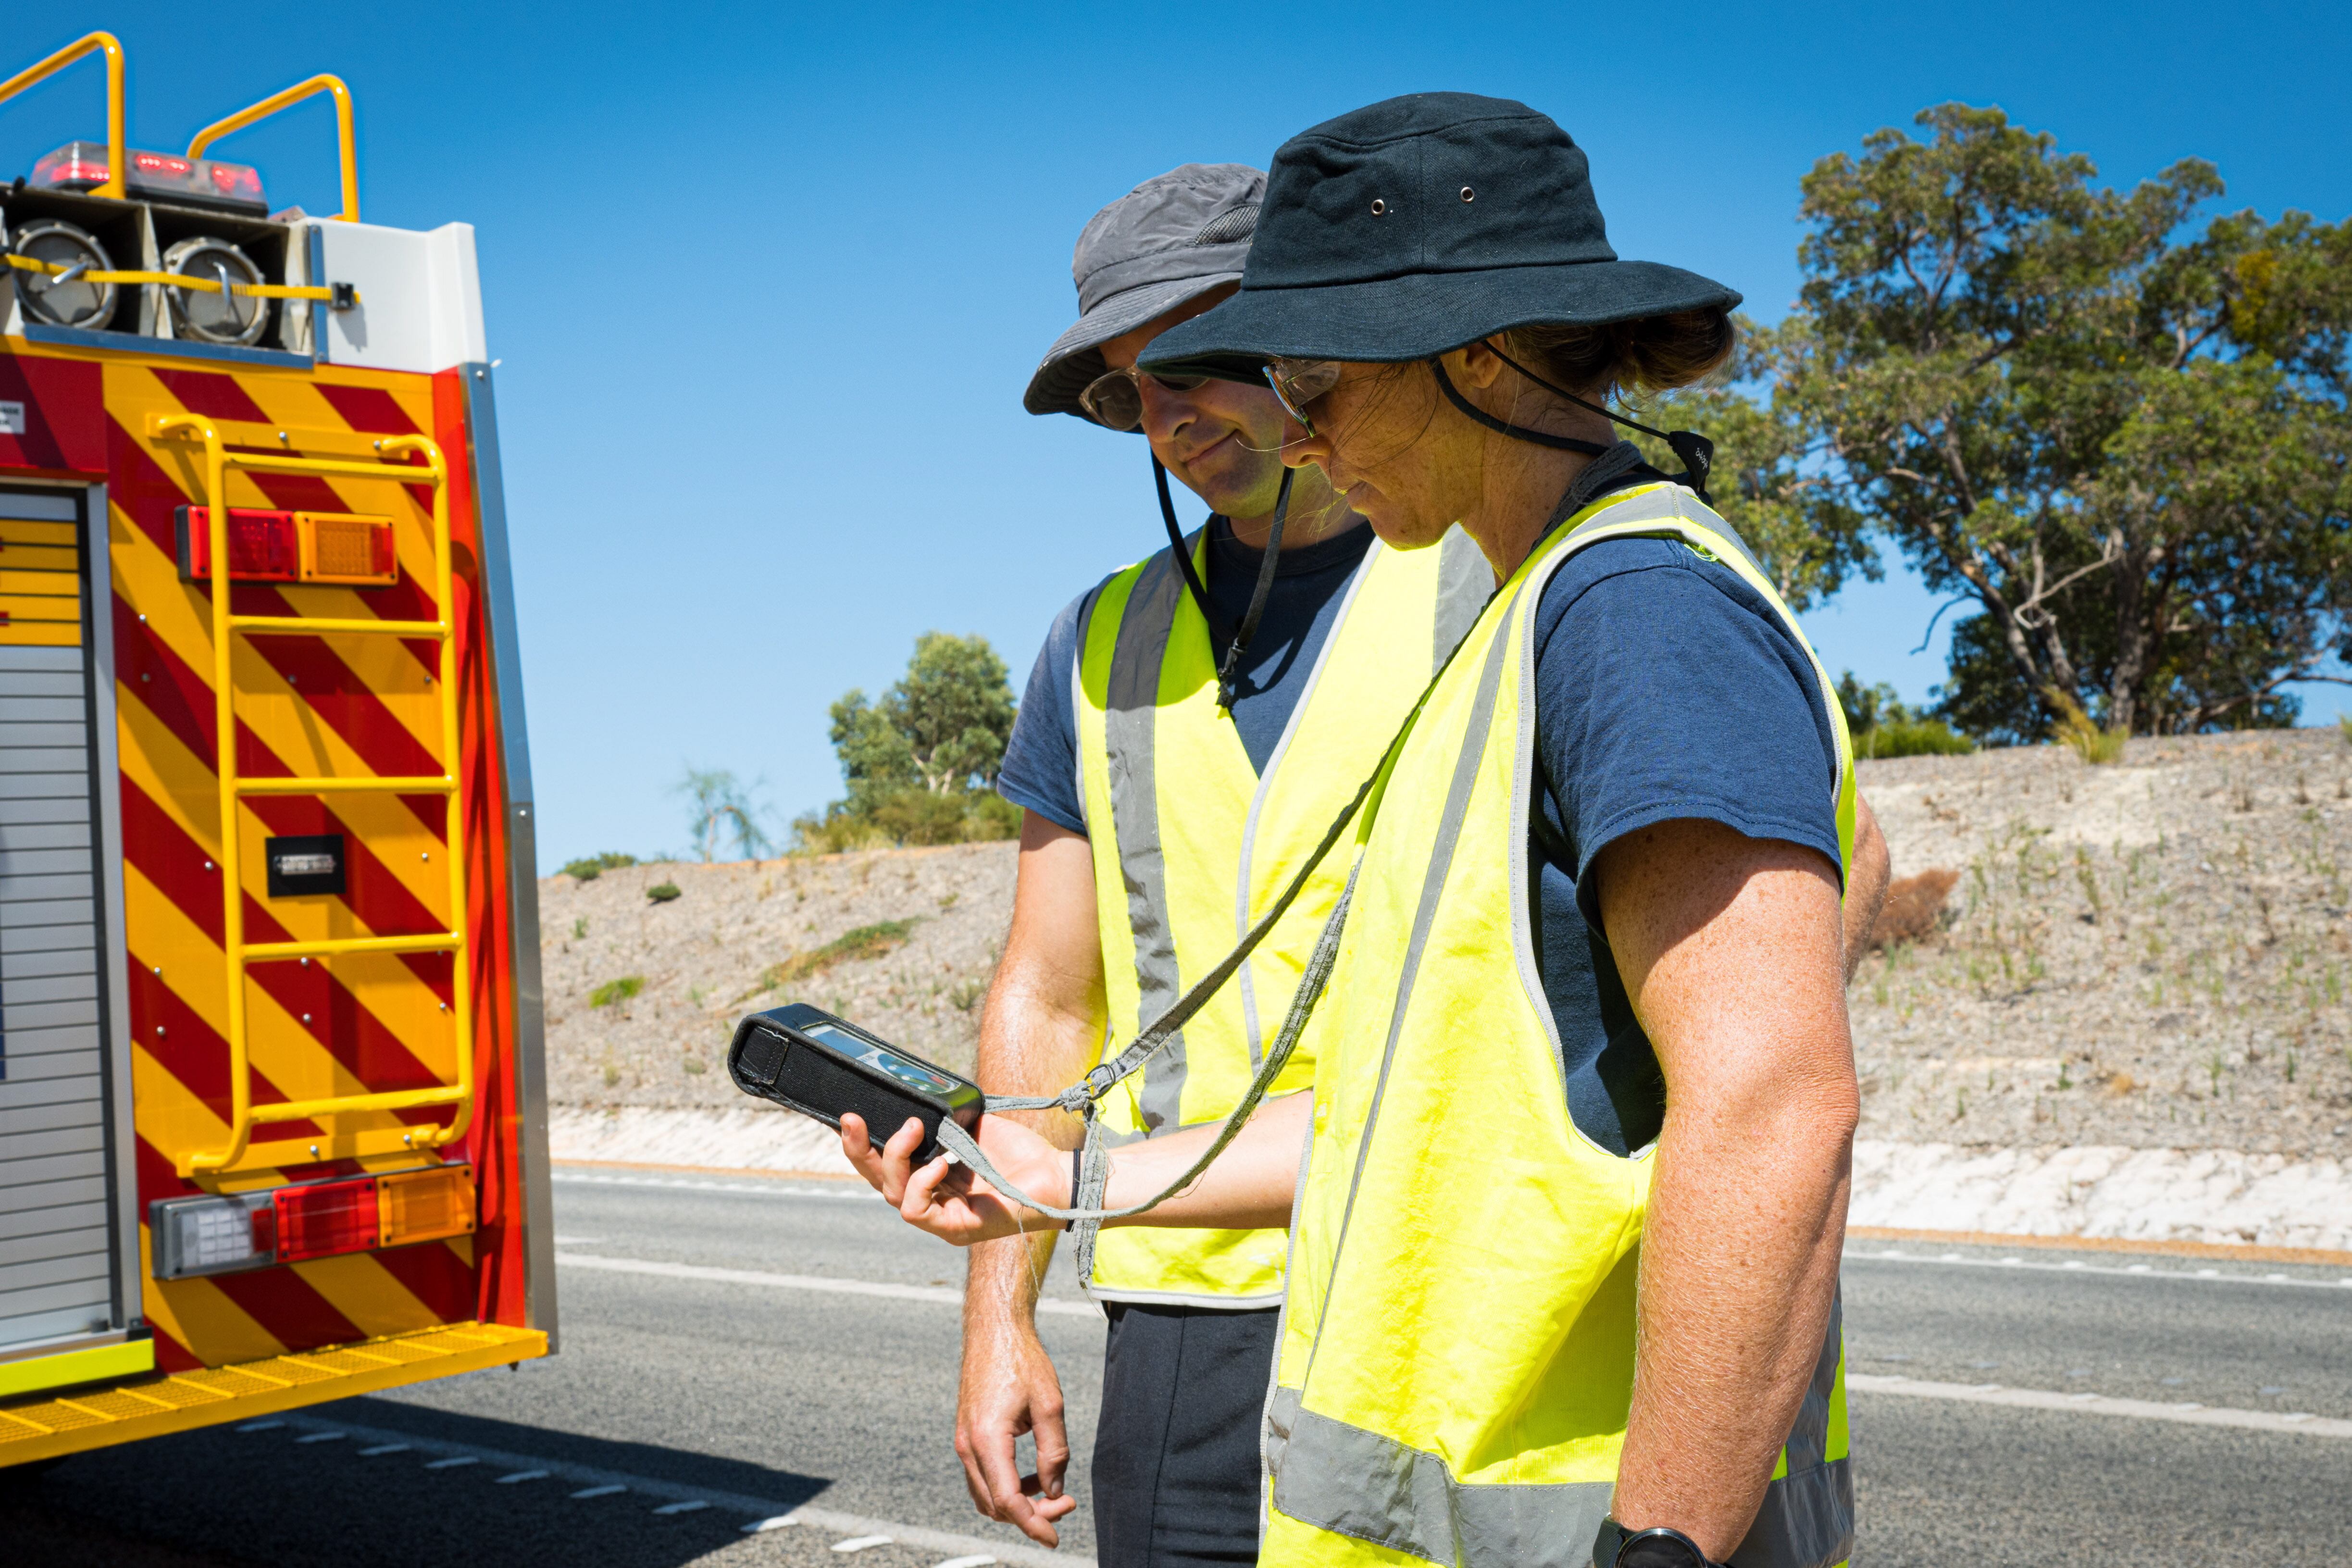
[853,95,1887,1568]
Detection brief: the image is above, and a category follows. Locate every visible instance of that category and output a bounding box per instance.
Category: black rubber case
[727,1002,983,1165]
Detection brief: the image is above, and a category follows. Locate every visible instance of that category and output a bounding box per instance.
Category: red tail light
[177,505,299,583]
[274,1177,381,1262]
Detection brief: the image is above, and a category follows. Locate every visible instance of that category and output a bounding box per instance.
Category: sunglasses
[1266,357,1343,437]
[1079,365,1211,431]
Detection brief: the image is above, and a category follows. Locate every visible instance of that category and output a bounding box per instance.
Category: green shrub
[562,851,637,882]
[1854,719,1976,759]
[646,880,682,903]
[735,919,921,1002]
[790,787,1019,853]
[2047,689,2128,764]
[589,975,643,1008]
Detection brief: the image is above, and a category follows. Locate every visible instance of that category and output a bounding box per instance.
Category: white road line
[552,1172,879,1201]
[554,1251,1100,1318]
[424,1456,480,1470]
[654,1500,710,1516]
[496,1469,550,1484]
[358,1444,411,1457]
[1845,1247,2352,1290]
[934,1557,997,1568]
[832,1536,892,1553]
[235,1420,284,1433]
[270,1413,1091,1568]
[294,1431,345,1444]
[1848,1373,2352,1437]
[743,1516,798,1533]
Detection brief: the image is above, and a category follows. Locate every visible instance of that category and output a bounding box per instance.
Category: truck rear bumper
[0,1320,546,1467]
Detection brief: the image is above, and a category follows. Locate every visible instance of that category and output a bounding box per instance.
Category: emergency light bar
[175,505,399,587]
[30,140,268,216]
[149,1165,477,1281]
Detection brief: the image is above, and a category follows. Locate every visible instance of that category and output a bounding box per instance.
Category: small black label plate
[265,834,347,898]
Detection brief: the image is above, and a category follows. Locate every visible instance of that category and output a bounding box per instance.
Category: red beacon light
[30,140,269,217]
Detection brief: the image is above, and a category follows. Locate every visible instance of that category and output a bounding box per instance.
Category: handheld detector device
[728,1003,983,1165]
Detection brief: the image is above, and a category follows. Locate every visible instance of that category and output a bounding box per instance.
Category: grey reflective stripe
[1727,1296,1853,1568]
[1102,543,1191,1132]
[1732,1459,1854,1568]
[1783,1294,1843,1475]
[1432,524,1492,675]
[1234,536,1383,1064]
[1295,606,1516,1395]
[1268,1388,1613,1568]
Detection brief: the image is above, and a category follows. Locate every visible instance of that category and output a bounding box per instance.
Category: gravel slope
[1850,728,2352,1157]
[542,730,2352,1165]
[540,845,1013,1111]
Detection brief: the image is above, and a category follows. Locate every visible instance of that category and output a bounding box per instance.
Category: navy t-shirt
[1001,494,1841,1161]
[997,516,1377,834]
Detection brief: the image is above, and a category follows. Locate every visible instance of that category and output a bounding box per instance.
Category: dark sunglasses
[1079,365,1210,431]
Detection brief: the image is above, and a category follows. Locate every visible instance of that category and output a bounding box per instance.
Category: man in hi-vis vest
[971,163,1492,1566]
[962,164,1889,1566]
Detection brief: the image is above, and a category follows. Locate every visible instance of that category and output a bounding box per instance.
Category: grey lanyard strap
[938,539,1502,1275]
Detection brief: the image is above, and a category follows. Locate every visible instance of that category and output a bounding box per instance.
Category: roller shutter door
[0,484,126,1356]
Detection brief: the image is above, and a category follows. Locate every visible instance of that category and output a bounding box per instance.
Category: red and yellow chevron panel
[0,339,530,1379]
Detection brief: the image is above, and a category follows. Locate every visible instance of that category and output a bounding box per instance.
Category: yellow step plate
[0,1321,547,1467]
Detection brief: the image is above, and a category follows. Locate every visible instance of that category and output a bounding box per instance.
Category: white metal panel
[308,219,488,373]
[0,487,124,1354]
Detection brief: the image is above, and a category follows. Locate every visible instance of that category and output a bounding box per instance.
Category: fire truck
[0,32,552,1466]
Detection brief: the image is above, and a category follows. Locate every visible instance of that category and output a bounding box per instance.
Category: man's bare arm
[1595,818,1858,1562]
[1843,792,1891,982]
[958,810,1105,1547]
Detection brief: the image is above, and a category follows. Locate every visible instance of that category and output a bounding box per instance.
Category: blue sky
[6,2,2347,868]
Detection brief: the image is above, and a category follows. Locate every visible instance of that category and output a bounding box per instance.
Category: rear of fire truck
[0,32,553,1466]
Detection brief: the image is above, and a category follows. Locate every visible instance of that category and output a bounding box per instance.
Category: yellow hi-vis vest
[1263,483,1858,1568]
[1074,522,1492,1306]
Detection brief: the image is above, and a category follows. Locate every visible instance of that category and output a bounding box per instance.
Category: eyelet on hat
[1460,187,1475,202]
[1369,198,1386,216]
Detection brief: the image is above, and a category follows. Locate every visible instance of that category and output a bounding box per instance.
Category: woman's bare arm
[842,1086,1311,1242]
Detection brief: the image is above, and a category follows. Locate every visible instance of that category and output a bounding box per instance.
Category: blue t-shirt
[1000,495,1841,1161]
[1528,534,1842,1157]
[997,516,1377,833]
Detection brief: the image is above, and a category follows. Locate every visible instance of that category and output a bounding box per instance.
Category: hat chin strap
[1426,351,1716,503]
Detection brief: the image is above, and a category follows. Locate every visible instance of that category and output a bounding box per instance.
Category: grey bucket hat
[1023,162,1265,423]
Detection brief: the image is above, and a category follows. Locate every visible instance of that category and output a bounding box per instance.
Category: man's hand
[958,811,1105,1542]
[957,1297,1077,1544]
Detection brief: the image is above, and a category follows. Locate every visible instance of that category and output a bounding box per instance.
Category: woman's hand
[841,1112,1070,1246]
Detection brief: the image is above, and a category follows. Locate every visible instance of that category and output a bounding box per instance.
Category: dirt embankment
[1850,728,2352,1157]
[540,845,1012,1110]
[542,730,2352,1160]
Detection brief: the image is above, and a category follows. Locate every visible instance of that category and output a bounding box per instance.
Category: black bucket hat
[1138,93,1739,382]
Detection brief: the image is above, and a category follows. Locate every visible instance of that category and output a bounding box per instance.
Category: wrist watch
[1593,1518,1728,1568]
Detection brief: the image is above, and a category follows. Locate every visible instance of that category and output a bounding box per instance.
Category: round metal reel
[162,236,272,347]
[9,220,118,330]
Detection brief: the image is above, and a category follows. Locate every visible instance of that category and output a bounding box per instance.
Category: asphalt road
[8,1170,2349,1567]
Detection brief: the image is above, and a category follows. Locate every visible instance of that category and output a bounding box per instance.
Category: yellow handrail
[0,32,126,200]
[187,73,357,223]
[155,414,473,1178]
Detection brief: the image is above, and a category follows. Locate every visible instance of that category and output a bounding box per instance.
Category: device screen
[802,1020,961,1097]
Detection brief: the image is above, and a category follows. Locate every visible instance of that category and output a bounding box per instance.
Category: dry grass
[2048,689,2130,764]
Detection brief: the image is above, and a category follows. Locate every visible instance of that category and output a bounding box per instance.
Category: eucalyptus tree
[1787,104,2351,737]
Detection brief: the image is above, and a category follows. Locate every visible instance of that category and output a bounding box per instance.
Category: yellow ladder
[157,415,474,1177]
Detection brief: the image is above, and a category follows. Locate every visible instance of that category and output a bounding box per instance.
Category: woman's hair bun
[1506,308,1736,402]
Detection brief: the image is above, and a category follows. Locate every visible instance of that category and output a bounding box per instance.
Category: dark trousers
[1093,1303,1279,1568]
